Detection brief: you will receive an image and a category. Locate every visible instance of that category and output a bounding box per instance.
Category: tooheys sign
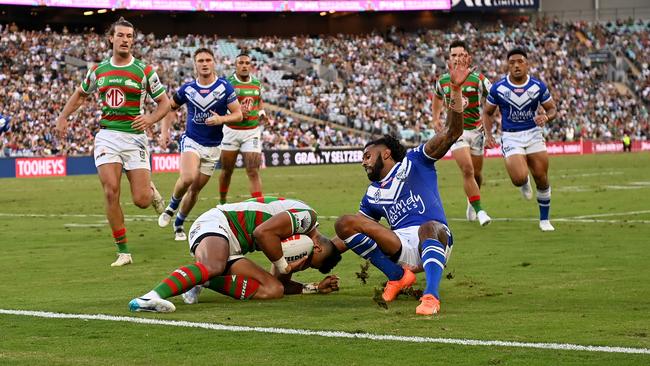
[451,0,539,10]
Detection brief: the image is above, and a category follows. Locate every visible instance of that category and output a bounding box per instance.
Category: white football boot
[520,178,533,200]
[158,208,175,228]
[111,253,133,267]
[174,227,187,241]
[477,210,492,226]
[466,201,477,221]
[539,220,555,232]
[182,286,203,305]
[128,297,176,313]
[150,182,165,214]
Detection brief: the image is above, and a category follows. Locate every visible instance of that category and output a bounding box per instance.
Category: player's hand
[534,114,549,126]
[317,275,340,294]
[432,120,445,134]
[485,133,498,149]
[287,256,310,273]
[132,114,156,131]
[449,53,472,88]
[54,116,68,139]
[158,130,170,149]
[206,111,225,126]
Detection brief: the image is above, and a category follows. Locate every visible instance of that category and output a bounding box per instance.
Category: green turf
[0,152,649,365]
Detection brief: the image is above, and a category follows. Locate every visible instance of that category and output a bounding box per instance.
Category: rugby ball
[281,234,314,263]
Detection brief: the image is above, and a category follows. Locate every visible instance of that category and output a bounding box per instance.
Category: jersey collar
[378,163,400,185]
[233,73,253,84]
[110,56,134,68]
[506,74,530,88]
[196,77,217,88]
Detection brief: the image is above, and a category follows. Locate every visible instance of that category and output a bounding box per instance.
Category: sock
[344,233,404,281]
[151,262,210,299]
[220,186,228,204]
[112,228,128,254]
[204,275,260,300]
[537,186,551,221]
[469,195,482,213]
[421,239,447,299]
[174,212,187,229]
[251,191,262,198]
[168,195,181,211]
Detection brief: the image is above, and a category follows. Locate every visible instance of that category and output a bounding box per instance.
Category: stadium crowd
[0,18,648,157]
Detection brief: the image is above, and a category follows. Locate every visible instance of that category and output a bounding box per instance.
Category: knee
[256,281,285,299]
[335,215,359,239]
[511,175,528,187]
[418,221,446,243]
[460,165,474,179]
[103,184,120,203]
[179,173,197,188]
[132,191,152,209]
[200,260,226,277]
[221,165,234,176]
[245,167,259,178]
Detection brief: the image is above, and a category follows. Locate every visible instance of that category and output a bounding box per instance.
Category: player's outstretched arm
[277,274,340,295]
[55,88,89,138]
[424,55,471,159]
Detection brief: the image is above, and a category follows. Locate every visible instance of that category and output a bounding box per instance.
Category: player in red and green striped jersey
[55,17,171,267]
[129,197,342,313]
[219,53,267,204]
[432,40,492,227]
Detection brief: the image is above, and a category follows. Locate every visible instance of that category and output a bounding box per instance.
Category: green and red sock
[469,195,482,213]
[152,262,210,299]
[205,275,260,300]
[112,228,128,254]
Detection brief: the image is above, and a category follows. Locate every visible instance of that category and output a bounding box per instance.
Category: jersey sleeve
[144,66,166,100]
[486,82,499,106]
[480,74,492,98]
[407,144,437,168]
[172,84,187,107]
[225,81,238,104]
[359,195,382,222]
[286,209,318,235]
[80,65,98,94]
[539,81,552,103]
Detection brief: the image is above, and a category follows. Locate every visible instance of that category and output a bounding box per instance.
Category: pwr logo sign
[16,157,66,178]
[105,87,125,108]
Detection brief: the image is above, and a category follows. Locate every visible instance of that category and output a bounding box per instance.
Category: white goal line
[1,309,648,355]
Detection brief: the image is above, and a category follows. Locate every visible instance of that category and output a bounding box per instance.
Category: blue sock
[344,233,404,281]
[537,187,551,221]
[421,239,447,299]
[168,195,181,211]
[174,212,187,229]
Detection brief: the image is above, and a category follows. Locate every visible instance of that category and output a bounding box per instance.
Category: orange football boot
[381,267,416,302]
[415,294,441,315]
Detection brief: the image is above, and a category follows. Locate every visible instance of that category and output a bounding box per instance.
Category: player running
[432,40,492,226]
[129,197,342,313]
[218,53,267,204]
[157,48,242,240]
[483,48,558,231]
[55,18,169,267]
[334,54,472,315]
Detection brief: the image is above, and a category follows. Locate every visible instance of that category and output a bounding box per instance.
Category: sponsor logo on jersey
[384,190,426,227]
[465,86,475,92]
[97,77,105,86]
[109,78,123,84]
[125,79,139,88]
[105,88,125,108]
[514,88,524,93]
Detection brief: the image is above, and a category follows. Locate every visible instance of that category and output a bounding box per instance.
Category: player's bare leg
[453,147,490,226]
[504,154,533,200]
[527,151,554,231]
[219,149,239,204]
[243,151,263,197]
[335,214,415,301]
[173,173,211,240]
[98,163,131,266]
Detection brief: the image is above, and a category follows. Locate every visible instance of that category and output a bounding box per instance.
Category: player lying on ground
[333,54,472,315]
[129,197,342,313]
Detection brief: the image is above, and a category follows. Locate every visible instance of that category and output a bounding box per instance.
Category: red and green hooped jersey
[80,57,166,134]
[219,197,317,254]
[434,71,492,130]
[227,74,263,130]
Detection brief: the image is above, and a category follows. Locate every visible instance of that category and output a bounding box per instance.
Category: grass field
[1,152,649,365]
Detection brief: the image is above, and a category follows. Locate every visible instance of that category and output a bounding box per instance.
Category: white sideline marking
[569,210,650,219]
[0,309,647,355]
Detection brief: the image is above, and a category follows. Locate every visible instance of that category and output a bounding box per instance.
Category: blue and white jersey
[359,144,447,229]
[486,75,552,132]
[173,77,237,147]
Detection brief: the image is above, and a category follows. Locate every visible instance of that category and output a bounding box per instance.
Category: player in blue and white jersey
[0,113,10,134]
[483,48,558,232]
[333,55,473,316]
[157,48,243,240]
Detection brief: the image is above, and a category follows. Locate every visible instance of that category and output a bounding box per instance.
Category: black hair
[107,17,135,37]
[194,47,215,59]
[235,53,251,60]
[364,134,407,163]
[507,48,528,60]
[317,235,342,274]
[449,40,467,52]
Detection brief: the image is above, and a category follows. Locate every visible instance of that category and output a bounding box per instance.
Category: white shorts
[180,135,221,176]
[500,127,547,158]
[451,128,485,156]
[93,129,150,170]
[187,208,244,261]
[221,126,262,153]
[394,225,453,273]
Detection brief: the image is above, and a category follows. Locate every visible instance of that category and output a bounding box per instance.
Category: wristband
[273,257,290,274]
[301,282,319,294]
